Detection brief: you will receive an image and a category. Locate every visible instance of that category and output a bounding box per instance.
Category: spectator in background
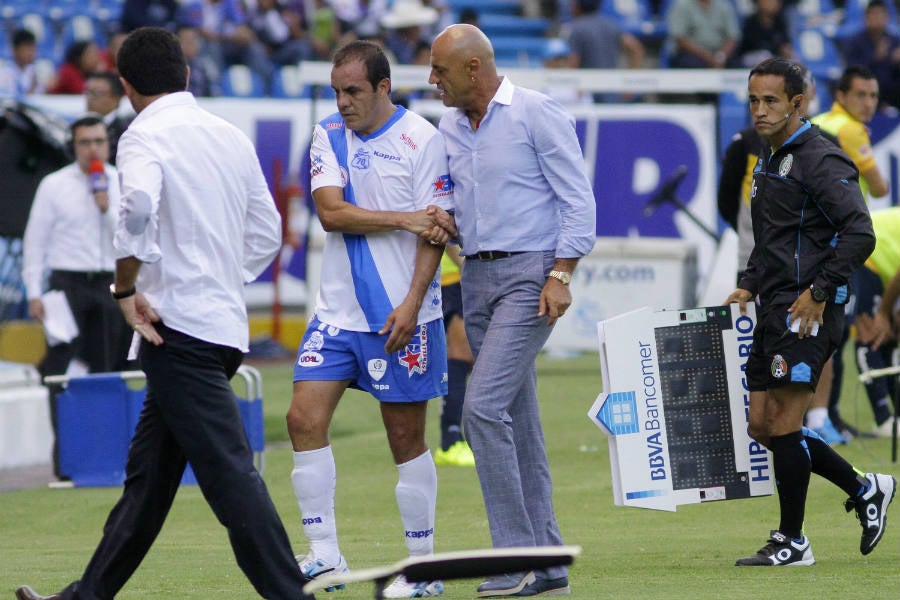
[0,29,43,98]
[333,0,389,41]
[99,31,128,74]
[246,0,314,67]
[178,0,274,93]
[840,0,900,110]
[731,0,793,67]
[48,41,101,95]
[380,0,440,64]
[177,25,221,96]
[119,0,179,31]
[84,72,132,163]
[666,0,739,68]
[541,38,591,104]
[308,0,341,59]
[563,0,645,69]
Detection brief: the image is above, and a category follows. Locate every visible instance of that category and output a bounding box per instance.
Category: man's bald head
[429,24,501,116]
[433,24,495,67]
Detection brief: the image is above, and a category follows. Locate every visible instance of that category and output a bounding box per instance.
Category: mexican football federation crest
[778,154,793,177]
[771,354,788,379]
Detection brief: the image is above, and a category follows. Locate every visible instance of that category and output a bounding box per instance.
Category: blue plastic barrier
[52,366,265,487]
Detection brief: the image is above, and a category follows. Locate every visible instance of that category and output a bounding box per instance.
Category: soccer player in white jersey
[286,40,454,599]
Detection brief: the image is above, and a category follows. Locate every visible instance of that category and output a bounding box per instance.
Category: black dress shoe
[15,585,61,600]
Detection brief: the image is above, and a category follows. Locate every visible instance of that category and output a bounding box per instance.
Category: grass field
[2,350,898,599]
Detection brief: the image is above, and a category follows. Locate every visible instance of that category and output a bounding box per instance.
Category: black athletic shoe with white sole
[735,530,815,566]
[845,472,896,555]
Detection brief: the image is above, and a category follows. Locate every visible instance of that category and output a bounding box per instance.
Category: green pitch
[1,351,897,599]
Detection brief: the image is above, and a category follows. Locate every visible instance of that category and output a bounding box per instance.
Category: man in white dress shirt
[286,40,452,599]
[15,27,315,600]
[22,113,132,479]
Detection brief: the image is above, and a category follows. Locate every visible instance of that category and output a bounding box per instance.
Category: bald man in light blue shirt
[429,24,595,598]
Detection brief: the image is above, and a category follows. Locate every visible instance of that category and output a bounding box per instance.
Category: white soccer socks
[395,450,438,557]
[292,446,340,565]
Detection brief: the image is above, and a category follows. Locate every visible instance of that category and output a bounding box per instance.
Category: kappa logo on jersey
[298,351,324,367]
[398,324,429,377]
[352,147,371,170]
[432,174,454,198]
[304,331,325,351]
[771,354,788,378]
[373,149,401,161]
[311,153,325,177]
[778,154,794,177]
[368,358,387,381]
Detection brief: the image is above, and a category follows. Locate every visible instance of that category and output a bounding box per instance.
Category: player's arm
[861,164,889,198]
[379,237,444,353]
[313,186,438,235]
[717,134,746,231]
[864,266,900,350]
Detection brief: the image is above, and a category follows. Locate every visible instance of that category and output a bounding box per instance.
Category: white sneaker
[382,574,444,598]
[296,552,350,592]
[873,416,897,438]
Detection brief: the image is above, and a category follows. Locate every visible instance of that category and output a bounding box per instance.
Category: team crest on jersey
[368,358,387,381]
[778,154,793,177]
[432,174,454,198]
[304,331,325,351]
[398,324,429,377]
[771,354,788,378]
[352,147,371,170]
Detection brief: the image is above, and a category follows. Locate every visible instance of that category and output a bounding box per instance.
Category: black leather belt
[50,269,114,281]
[467,251,524,261]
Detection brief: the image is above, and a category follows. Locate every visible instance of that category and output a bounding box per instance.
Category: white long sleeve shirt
[114,92,281,352]
[22,161,121,300]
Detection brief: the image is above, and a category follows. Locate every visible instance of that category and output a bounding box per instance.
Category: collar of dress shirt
[130,91,196,125]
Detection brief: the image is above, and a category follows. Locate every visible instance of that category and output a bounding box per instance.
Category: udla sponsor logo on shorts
[298,351,324,367]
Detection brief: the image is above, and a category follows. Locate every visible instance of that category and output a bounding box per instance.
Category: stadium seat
[271,64,307,98]
[491,36,548,67]
[447,0,522,16]
[220,64,265,97]
[479,14,549,38]
[793,28,843,82]
[59,15,106,50]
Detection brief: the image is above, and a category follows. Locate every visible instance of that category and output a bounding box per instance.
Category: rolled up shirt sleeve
[114,130,162,263]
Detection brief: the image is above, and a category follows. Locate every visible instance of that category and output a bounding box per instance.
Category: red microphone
[89,159,108,193]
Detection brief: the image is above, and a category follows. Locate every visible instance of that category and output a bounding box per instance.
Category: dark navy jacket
[737,122,875,306]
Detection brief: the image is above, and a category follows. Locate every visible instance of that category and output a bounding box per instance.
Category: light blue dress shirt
[438,77,596,259]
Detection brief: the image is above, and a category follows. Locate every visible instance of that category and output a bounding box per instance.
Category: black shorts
[442,281,463,324]
[745,302,843,392]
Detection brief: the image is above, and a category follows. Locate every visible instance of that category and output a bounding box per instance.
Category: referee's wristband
[109,283,136,300]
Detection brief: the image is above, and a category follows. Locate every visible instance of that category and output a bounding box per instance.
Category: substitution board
[588,304,773,511]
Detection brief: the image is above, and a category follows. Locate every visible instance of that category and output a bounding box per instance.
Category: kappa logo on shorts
[771,354,788,378]
[298,351,324,367]
[368,358,387,381]
[327,325,340,336]
[304,331,325,351]
[398,324,429,377]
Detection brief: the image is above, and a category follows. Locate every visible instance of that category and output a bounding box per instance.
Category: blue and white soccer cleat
[296,552,350,592]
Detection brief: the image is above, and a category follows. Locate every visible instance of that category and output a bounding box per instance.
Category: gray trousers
[461,250,567,579]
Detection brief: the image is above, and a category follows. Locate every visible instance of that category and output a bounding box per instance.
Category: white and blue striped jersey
[309,106,454,332]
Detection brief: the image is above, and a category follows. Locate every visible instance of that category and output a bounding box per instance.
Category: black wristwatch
[809,283,828,303]
[109,283,136,300]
